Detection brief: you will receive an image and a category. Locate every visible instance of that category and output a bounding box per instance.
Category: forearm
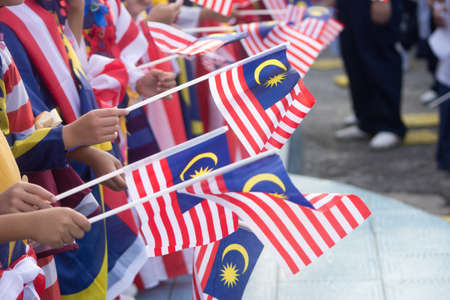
[0,213,35,243]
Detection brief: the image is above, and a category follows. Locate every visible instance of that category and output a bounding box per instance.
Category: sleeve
[0,25,67,173]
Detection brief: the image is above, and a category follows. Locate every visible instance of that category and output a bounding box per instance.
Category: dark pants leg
[437,82,450,171]
[338,0,407,138]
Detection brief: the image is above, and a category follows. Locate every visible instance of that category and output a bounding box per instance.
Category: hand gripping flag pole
[125,43,290,113]
[55,127,229,201]
[88,149,278,224]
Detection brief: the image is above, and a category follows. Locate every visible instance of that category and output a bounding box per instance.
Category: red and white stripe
[264,81,315,150]
[263,23,324,77]
[87,55,129,109]
[192,243,219,300]
[1,43,34,137]
[189,0,234,17]
[174,39,225,56]
[209,66,314,155]
[108,0,149,66]
[125,157,238,257]
[262,0,287,20]
[296,18,326,40]
[3,2,82,123]
[0,245,46,300]
[237,23,270,56]
[135,250,193,290]
[184,178,371,274]
[319,18,344,47]
[285,4,307,24]
[147,21,197,53]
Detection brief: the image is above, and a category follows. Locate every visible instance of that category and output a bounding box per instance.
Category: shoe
[420,90,438,105]
[343,114,357,126]
[335,125,369,140]
[369,132,401,150]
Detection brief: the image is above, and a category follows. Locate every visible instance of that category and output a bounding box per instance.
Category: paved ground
[287,51,450,216]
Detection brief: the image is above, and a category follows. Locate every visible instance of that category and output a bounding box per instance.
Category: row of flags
[49,2,356,299]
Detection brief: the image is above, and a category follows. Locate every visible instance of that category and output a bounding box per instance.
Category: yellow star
[220,263,240,288]
[264,73,287,88]
[190,166,213,178]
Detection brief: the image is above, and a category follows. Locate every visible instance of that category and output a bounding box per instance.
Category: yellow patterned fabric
[0,130,20,193]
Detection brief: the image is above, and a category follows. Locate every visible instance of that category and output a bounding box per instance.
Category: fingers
[15,200,37,212]
[22,183,56,202]
[93,108,129,118]
[71,212,91,232]
[18,191,52,210]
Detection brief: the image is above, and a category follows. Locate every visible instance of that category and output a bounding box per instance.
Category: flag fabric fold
[124,128,239,256]
[181,154,371,274]
[208,46,315,155]
[147,22,246,56]
[193,228,263,300]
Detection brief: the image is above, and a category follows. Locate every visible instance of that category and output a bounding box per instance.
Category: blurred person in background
[429,0,450,171]
[334,0,407,150]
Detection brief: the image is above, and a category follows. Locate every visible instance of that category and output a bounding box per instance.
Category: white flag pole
[125,43,289,113]
[135,54,179,71]
[182,26,237,34]
[236,9,286,16]
[55,127,229,201]
[88,149,278,224]
[428,91,450,108]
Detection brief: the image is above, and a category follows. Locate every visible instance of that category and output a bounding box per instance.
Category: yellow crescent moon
[307,6,329,17]
[242,173,286,193]
[180,152,218,181]
[222,244,249,273]
[254,59,287,85]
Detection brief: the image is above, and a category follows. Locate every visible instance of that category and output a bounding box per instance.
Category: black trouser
[337,0,407,138]
[437,82,450,171]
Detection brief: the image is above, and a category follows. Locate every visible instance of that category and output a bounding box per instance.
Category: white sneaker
[420,90,438,105]
[369,132,401,150]
[335,125,369,140]
[343,114,357,126]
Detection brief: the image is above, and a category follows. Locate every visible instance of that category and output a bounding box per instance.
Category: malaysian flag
[319,17,344,47]
[263,22,324,77]
[285,0,311,23]
[295,6,334,39]
[125,128,239,256]
[237,22,323,77]
[193,228,263,300]
[147,22,246,56]
[182,153,371,274]
[208,45,315,155]
[188,0,234,16]
[236,22,276,56]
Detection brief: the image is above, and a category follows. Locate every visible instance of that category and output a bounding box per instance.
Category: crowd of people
[0,0,448,299]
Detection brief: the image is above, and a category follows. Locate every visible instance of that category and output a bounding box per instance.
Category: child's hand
[29,207,91,248]
[62,108,129,149]
[136,69,177,98]
[146,0,183,25]
[371,1,392,25]
[0,182,55,214]
[88,149,127,191]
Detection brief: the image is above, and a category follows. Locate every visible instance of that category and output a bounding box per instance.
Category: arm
[0,207,91,248]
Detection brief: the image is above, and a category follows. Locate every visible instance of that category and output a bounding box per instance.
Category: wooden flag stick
[126,42,289,113]
[88,149,278,224]
[182,26,237,34]
[236,9,286,16]
[134,54,179,71]
[55,127,229,201]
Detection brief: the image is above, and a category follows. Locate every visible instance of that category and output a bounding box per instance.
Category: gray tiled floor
[137,175,450,300]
